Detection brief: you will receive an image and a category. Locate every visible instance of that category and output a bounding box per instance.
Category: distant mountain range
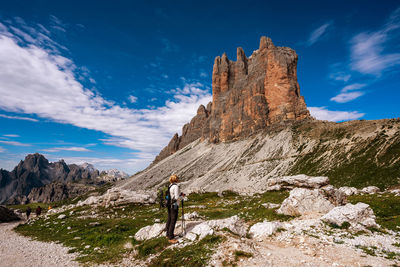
[0,153,129,204]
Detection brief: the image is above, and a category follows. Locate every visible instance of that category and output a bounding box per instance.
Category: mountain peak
[154,37,310,163]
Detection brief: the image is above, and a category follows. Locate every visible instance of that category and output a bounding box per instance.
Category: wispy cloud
[307,21,333,46]
[128,95,138,103]
[0,114,38,122]
[330,91,364,103]
[309,107,365,122]
[0,146,5,153]
[161,38,179,53]
[0,21,211,170]
[0,140,31,147]
[350,7,400,76]
[330,83,367,103]
[3,134,19,138]
[42,146,91,152]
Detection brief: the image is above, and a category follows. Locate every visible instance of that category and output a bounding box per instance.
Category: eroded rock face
[154,37,310,163]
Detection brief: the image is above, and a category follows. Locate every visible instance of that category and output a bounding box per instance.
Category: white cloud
[330,83,367,103]
[0,113,38,122]
[330,91,364,103]
[341,83,367,92]
[0,146,5,153]
[162,74,168,79]
[128,95,138,103]
[309,107,365,122]
[42,146,91,152]
[0,140,30,147]
[0,23,211,171]
[3,134,19,137]
[307,21,333,46]
[329,72,351,82]
[200,71,208,78]
[350,7,400,76]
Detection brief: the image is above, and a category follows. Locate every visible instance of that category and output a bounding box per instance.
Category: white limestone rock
[188,223,214,240]
[57,214,66,219]
[277,188,335,216]
[267,174,329,190]
[261,203,280,209]
[361,186,380,194]
[338,186,359,196]
[321,202,378,229]
[249,221,282,240]
[134,223,165,241]
[183,211,201,220]
[206,215,248,236]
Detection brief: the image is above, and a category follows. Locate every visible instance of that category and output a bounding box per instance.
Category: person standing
[26,206,31,220]
[165,175,183,244]
[35,206,42,217]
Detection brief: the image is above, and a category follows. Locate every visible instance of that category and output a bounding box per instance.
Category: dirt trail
[0,222,78,267]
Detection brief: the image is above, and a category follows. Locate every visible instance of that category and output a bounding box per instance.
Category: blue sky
[0,1,399,174]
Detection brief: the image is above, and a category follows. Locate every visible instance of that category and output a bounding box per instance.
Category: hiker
[165,174,184,244]
[26,206,31,220]
[35,206,42,217]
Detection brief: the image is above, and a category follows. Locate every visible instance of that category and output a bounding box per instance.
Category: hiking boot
[168,239,178,244]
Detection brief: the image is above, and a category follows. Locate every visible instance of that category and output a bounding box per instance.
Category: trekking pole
[181,199,186,236]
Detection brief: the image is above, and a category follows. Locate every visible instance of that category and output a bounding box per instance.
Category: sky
[0,1,399,174]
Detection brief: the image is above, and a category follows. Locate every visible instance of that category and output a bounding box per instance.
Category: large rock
[361,186,380,194]
[321,203,378,230]
[249,221,282,240]
[77,188,156,207]
[206,215,248,236]
[134,223,165,241]
[154,36,310,163]
[266,174,329,190]
[277,188,335,216]
[186,223,214,241]
[0,206,20,222]
[338,186,359,196]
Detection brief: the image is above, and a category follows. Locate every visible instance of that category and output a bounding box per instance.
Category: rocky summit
[154,37,310,163]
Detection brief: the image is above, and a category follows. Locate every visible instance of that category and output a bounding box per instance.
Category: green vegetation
[149,235,223,267]
[234,250,253,261]
[137,236,169,258]
[348,193,400,231]
[289,126,400,190]
[185,190,292,225]
[12,189,291,265]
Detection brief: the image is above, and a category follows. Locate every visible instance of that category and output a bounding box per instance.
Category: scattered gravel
[0,222,78,267]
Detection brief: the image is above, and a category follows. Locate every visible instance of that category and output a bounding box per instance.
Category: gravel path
[0,222,79,267]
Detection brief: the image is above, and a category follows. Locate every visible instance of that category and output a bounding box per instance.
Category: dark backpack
[165,184,175,207]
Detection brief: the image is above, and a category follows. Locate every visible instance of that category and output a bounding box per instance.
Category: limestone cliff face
[154,37,310,163]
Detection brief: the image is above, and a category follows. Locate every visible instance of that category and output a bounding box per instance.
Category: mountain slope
[119,119,400,193]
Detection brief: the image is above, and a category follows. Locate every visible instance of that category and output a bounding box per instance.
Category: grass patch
[234,250,253,261]
[137,236,169,258]
[149,235,223,267]
[348,193,400,230]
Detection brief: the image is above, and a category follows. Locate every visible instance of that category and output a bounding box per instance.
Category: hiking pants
[166,203,178,239]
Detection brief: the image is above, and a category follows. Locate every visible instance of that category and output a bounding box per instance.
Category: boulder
[188,223,214,241]
[320,185,347,206]
[338,186,359,196]
[57,214,66,219]
[361,186,380,194]
[183,211,201,220]
[206,215,248,236]
[267,175,329,190]
[249,221,282,239]
[134,223,165,241]
[0,206,20,222]
[277,188,335,216]
[321,203,378,230]
[77,189,156,207]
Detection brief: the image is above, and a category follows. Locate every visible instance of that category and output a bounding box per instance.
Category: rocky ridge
[0,153,129,204]
[121,119,400,193]
[154,37,310,163]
